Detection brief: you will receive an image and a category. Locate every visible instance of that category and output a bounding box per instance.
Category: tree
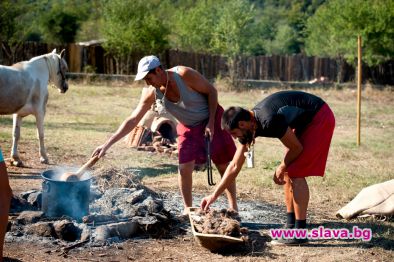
[305,0,394,67]
[170,0,219,53]
[41,10,80,43]
[0,0,46,63]
[210,0,256,83]
[0,1,46,43]
[39,0,92,44]
[170,0,257,82]
[100,0,169,73]
[249,0,325,55]
[264,24,299,55]
[100,0,168,56]
[76,0,105,42]
[0,0,93,45]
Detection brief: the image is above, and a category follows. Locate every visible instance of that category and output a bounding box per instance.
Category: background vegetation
[1,0,393,68]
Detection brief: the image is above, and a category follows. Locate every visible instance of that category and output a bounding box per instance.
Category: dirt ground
[3,147,394,262]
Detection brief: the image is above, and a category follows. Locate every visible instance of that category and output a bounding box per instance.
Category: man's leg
[272,176,309,245]
[284,174,295,228]
[0,158,13,260]
[291,177,309,221]
[216,163,238,211]
[178,160,195,215]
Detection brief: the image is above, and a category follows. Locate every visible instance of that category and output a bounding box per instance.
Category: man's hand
[200,194,217,211]
[92,144,108,159]
[205,122,215,141]
[273,164,286,185]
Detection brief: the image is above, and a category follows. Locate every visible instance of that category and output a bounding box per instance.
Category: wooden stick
[357,35,362,146]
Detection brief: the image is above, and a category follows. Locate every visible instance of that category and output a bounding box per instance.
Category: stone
[142,196,163,213]
[10,195,33,213]
[24,222,55,237]
[16,211,44,225]
[126,189,146,204]
[27,191,42,208]
[53,220,81,242]
[95,221,138,242]
[79,224,91,242]
[20,190,38,200]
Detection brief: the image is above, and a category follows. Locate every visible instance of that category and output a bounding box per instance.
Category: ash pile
[7,168,179,247]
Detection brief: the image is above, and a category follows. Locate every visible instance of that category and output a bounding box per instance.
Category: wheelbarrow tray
[188,207,245,251]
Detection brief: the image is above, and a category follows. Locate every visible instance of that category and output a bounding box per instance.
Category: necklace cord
[161,70,169,104]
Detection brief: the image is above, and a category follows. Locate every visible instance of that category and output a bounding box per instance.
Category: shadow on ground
[3,257,23,262]
[135,164,178,178]
[213,231,277,258]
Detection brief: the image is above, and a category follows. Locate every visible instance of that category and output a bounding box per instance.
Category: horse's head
[47,49,69,93]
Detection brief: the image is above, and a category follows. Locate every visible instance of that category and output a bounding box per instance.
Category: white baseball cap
[134,55,161,81]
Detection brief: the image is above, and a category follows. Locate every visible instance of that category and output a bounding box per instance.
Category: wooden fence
[0,41,392,84]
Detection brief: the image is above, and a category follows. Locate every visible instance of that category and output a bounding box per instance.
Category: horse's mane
[29,53,58,62]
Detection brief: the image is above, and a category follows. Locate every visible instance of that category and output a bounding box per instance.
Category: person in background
[201,90,335,245]
[0,148,13,261]
[92,55,237,215]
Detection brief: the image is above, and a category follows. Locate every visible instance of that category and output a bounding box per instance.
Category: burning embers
[7,168,176,246]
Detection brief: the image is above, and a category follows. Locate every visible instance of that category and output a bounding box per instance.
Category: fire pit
[7,167,177,246]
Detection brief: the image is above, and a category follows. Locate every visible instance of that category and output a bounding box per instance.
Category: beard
[238,129,254,145]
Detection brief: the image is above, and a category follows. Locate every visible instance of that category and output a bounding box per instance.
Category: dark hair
[221,106,251,130]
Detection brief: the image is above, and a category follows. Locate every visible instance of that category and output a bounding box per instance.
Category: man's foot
[271,238,308,246]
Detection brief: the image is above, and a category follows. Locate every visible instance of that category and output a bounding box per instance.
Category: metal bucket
[41,169,91,219]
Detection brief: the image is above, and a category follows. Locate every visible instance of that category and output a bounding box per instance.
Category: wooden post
[357,36,362,146]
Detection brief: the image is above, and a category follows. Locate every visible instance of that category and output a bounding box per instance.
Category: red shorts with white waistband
[287,103,335,178]
[177,106,236,165]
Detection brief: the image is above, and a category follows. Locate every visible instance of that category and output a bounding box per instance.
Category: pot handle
[42,180,51,193]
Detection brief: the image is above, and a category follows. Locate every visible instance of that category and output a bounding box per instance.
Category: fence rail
[0,42,392,84]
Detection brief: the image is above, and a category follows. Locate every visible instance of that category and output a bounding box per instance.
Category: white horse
[0,49,69,166]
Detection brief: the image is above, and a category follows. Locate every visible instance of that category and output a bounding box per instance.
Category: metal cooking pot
[41,169,91,219]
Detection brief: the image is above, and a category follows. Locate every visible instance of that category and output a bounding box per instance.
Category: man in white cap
[92,55,237,215]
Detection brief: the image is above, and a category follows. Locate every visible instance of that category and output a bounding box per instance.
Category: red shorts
[287,103,335,178]
[177,106,236,165]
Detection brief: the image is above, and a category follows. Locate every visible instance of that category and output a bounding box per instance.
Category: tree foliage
[1,0,392,68]
[0,0,91,44]
[100,0,169,57]
[210,0,256,57]
[305,0,394,66]
[170,0,218,53]
[0,0,42,43]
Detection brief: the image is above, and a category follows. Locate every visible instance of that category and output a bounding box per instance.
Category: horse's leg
[11,114,23,167]
[35,111,49,164]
